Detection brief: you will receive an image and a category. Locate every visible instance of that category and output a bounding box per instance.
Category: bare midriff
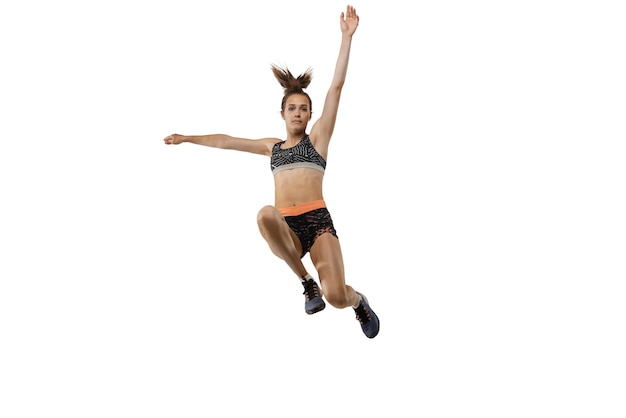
[274,168,325,209]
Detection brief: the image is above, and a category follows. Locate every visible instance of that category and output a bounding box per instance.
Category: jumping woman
[164,5,379,338]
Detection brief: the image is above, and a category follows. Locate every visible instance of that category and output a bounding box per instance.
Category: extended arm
[310,5,359,152]
[164,133,279,156]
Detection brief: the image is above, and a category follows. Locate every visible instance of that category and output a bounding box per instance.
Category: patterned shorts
[281,204,338,258]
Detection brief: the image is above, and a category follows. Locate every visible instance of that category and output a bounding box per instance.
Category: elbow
[328,84,344,98]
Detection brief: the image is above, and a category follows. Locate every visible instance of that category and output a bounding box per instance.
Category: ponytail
[271,64,313,112]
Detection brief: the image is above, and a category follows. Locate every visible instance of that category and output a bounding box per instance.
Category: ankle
[300,274,314,283]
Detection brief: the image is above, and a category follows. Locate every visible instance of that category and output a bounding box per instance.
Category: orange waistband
[278,199,327,217]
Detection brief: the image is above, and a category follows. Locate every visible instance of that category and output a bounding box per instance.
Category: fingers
[346,5,358,19]
[164,134,176,145]
[343,5,358,22]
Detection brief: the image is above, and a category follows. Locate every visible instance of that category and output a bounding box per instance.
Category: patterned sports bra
[270,135,326,176]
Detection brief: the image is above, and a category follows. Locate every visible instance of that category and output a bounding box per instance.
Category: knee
[323,286,351,309]
[257,205,281,228]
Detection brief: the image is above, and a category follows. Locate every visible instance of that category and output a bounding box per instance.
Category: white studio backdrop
[1,1,625,417]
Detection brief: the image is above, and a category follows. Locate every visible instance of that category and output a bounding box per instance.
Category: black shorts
[284,208,338,258]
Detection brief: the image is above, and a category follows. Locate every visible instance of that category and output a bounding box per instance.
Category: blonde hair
[271,64,313,112]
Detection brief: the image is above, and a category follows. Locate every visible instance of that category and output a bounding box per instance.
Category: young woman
[164,5,379,338]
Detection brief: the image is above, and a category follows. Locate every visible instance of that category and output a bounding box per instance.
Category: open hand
[340,5,359,36]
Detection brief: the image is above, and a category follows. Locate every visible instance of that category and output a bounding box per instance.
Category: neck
[286,131,307,144]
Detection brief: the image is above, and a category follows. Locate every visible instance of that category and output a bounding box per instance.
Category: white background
[1,1,625,417]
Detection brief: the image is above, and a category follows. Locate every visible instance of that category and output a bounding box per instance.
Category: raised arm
[164,133,280,156]
[310,5,359,153]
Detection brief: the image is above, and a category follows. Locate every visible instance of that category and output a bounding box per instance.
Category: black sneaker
[354,292,380,338]
[303,279,325,314]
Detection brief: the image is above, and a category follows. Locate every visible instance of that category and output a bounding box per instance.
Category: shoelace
[302,280,320,301]
[354,303,371,324]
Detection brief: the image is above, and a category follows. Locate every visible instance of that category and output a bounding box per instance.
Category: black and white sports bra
[270,135,326,176]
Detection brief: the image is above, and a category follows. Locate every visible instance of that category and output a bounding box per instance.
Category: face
[282,94,312,130]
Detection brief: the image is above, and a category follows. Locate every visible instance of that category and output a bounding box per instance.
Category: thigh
[258,205,304,259]
[309,233,346,292]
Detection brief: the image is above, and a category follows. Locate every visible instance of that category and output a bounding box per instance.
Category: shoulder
[259,137,284,155]
[308,122,331,146]
[260,137,283,146]
[307,126,330,160]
